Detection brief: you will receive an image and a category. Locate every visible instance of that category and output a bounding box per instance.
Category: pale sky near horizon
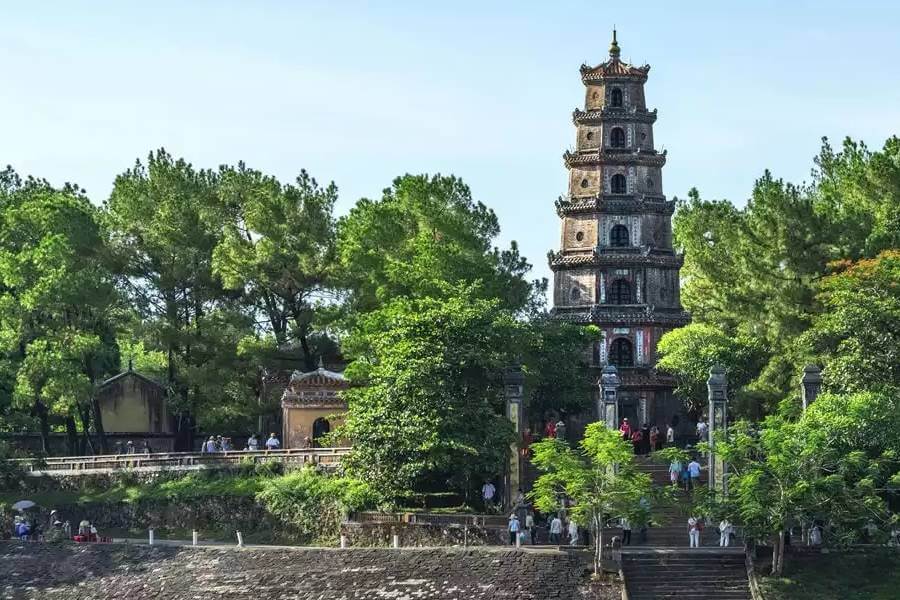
[2,1,899,286]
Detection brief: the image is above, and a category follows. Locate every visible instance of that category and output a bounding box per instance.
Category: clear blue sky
[2,1,898,285]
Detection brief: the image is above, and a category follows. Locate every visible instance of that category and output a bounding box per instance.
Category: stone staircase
[617,456,752,599]
[621,548,752,600]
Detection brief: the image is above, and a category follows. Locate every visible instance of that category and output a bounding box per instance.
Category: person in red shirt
[544,420,557,439]
[619,418,632,441]
[631,428,644,455]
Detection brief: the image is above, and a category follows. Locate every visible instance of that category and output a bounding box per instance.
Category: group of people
[507,511,580,546]
[202,433,280,453]
[10,509,101,544]
[686,516,735,548]
[619,418,674,455]
[668,457,703,491]
[114,440,153,455]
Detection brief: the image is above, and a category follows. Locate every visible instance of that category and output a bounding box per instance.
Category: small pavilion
[280,359,348,448]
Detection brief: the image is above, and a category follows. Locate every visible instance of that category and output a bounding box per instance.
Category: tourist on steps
[688,516,701,548]
[567,519,579,545]
[688,457,702,489]
[549,515,563,544]
[619,418,632,441]
[649,425,660,452]
[719,519,733,547]
[621,517,632,545]
[525,512,535,544]
[669,459,682,486]
[265,432,280,450]
[680,462,691,491]
[630,428,643,455]
[666,423,675,447]
[481,481,496,509]
[507,514,520,545]
[640,423,651,454]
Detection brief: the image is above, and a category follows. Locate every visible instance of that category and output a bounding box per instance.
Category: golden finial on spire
[609,28,621,59]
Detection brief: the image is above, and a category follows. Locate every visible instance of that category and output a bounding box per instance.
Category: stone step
[622,549,751,600]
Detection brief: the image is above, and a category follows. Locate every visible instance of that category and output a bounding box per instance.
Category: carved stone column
[707,365,728,494]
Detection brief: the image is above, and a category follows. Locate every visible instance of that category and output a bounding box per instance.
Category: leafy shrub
[256,467,375,543]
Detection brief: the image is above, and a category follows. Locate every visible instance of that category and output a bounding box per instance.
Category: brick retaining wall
[0,541,618,599]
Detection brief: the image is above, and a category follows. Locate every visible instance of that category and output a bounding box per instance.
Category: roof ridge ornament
[609,29,621,59]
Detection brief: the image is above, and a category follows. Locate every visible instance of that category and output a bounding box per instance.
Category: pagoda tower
[549,32,690,428]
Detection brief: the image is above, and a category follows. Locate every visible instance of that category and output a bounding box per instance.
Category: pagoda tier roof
[581,60,650,83]
[564,149,666,169]
[548,249,684,270]
[551,304,691,327]
[573,107,657,125]
[556,194,675,216]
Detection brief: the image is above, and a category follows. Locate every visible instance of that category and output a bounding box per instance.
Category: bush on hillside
[256,467,375,543]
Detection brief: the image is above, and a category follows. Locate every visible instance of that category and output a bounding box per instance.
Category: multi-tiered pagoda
[550,32,690,428]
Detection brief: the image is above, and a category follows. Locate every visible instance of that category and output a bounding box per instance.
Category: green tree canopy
[337,174,544,315]
[799,250,899,396]
[212,163,339,371]
[530,422,653,573]
[0,168,119,452]
[339,286,521,503]
[656,323,767,417]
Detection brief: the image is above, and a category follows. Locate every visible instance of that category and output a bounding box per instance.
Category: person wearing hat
[265,433,281,450]
[204,436,217,453]
[619,418,632,441]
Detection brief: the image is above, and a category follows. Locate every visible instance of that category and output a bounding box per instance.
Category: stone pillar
[707,365,728,494]
[503,366,525,510]
[800,365,823,412]
[599,365,620,430]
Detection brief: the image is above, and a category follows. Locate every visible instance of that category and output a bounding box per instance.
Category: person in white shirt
[666,424,675,445]
[482,481,496,508]
[549,516,563,545]
[507,514,520,545]
[719,519,732,547]
[696,419,709,440]
[621,517,632,545]
[265,433,280,450]
[688,516,701,548]
[204,437,217,453]
[809,524,822,546]
[567,520,579,545]
[247,435,259,451]
[524,512,535,544]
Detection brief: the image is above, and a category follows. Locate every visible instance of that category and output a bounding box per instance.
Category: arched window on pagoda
[611,88,623,108]
[610,224,629,247]
[611,173,627,194]
[610,279,633,304]
[609,338,634,367]
[611,127,626,148]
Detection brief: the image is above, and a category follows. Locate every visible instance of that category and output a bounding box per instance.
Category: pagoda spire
[609,29,620,59]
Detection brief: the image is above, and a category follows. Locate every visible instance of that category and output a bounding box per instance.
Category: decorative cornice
[564,149,667,169]
[551,304,691,327]
[573,107,657,125]
[594,367,676,390]
[548,249,684,269]
[555,194,675,216]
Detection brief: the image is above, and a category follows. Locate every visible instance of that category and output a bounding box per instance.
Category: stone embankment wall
[0,541,620,599]
[341,520,507,547]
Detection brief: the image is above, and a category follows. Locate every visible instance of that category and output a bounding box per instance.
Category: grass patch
[760,550,900,600]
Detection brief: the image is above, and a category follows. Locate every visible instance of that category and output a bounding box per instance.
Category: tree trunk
[35,401,50,455]
[594,513,603,575]
[771,530,785,576]
[78,405,97,455]
[65,416,78,455]
[90,395,108,454]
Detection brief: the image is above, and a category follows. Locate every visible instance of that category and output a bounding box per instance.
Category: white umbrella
[12,500,36,511]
